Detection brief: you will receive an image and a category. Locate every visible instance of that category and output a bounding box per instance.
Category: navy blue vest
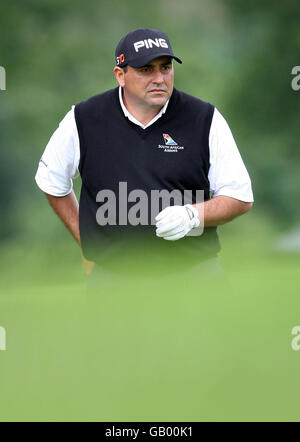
[75,87,220,269]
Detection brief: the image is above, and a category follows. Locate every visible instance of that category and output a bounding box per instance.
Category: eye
[139,67,152,73]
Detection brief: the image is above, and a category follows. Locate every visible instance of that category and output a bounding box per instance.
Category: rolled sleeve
[208,108,254,203]
[35,106,80,197]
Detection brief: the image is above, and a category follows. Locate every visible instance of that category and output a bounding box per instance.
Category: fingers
[156,217,183,235]
[155,205,183,223]
[155,206,174,222]
[155,205,191,241]
[162,232,185,241]
[155,206,183,234]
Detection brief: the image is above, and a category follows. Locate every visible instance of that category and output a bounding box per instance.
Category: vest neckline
[114,87,179,138]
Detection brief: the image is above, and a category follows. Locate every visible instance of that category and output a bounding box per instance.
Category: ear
[113,66,125,87]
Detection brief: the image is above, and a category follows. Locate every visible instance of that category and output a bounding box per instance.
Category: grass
[1,214,300,421]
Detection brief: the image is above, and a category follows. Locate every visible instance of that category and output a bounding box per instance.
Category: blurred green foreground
[0,214,300,422]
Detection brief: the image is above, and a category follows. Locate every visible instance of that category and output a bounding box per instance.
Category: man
[35,28,253,276]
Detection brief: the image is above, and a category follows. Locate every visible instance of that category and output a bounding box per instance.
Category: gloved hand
[155,204,200,241]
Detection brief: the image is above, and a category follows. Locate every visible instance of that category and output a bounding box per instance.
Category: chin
[148,97,168,107]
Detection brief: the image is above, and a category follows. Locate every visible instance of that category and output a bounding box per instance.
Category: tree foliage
[0,0,299,240]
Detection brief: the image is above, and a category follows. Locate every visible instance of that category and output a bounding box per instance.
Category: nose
[152,69,164,84]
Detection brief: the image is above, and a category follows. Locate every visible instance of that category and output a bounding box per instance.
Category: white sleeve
[208,108,254,202]
[35,106,80,197]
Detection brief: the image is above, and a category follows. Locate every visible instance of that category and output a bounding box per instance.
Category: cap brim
[127,53,182,68]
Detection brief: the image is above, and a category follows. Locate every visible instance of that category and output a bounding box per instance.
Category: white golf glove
[155,204,200,241]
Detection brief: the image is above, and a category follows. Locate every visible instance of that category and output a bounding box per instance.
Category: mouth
[148,89,167,93]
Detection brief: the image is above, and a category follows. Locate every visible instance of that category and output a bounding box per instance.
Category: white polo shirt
[35,87,254,202]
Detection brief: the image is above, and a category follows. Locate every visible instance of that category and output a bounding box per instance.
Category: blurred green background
[0,0,300,422]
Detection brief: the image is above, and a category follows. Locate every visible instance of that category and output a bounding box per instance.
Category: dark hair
[122,65,128,73]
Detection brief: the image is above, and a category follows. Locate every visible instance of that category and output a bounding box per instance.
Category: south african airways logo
[163,134,177,145]
[158,134,184,152]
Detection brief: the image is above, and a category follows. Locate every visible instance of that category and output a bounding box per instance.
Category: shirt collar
[118,86,169,130]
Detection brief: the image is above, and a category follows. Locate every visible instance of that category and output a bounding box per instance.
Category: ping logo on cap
[134,38,168,53]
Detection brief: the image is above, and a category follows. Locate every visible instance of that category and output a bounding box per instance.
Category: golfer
[35,28,254,275]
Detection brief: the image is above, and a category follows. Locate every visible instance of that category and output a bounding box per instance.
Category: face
[114,56,174,110]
